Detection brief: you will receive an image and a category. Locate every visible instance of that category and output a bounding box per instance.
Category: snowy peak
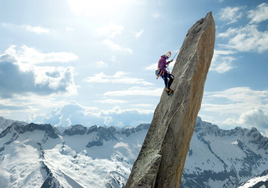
[0,122,59,139]
[63,124,87,136]
[0,116,26,133]
[237,169,268,188]
[119,123,150,137]
[195,120,268,150]
[181,117,268,188]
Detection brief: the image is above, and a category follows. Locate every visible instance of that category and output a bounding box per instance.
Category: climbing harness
[156,69,165,79]
[156,50,179,79]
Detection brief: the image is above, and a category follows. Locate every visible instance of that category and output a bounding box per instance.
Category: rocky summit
[125,12,215,188]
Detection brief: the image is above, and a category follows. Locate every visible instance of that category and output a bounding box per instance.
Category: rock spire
[125,12,215,188]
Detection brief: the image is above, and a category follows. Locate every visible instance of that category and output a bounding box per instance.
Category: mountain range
[0,116,267,188]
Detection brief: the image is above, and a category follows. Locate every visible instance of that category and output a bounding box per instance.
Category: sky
[0,0,268,136]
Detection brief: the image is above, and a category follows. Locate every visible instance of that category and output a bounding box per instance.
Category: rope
[166,50,179,71]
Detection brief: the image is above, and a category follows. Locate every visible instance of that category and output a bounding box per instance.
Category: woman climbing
[156,51,175,96]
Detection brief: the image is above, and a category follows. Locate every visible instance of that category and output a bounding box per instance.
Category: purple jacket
[158,55,170,73]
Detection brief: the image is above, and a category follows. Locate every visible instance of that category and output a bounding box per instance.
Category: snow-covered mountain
[237,170,268,188]
[0,121,149,188]
[0,116,26,133]
[0,117,267,188]
[181,117,268,188]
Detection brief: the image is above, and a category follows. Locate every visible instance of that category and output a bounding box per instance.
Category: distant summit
[0,116,26,133]
[0,117,267,187]
[181,117,268,188]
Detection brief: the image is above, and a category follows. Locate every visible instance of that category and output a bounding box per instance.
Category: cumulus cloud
[103,39,133,53]
[41,101,100,127]
[20,25,49,34]
[36,101,153,127]
[1,23,49,34]
[96,61,108,68]
[144,63,158,71]
[96,23,124,38]
[218,3,268,54]
[210,50,236,73]
[100,105,153,127]
[5,45,78,64]
[219,6,244,24]
[248,3,268,23]
[84,71,153,86]
[204,87,268,106]
[0,54,77,98]
[238,108,268,129]
[218,24,268,53]
[223,108,268,136]
[203,87,268,128]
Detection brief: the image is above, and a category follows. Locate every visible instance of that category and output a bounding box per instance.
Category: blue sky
[0,0,268,136]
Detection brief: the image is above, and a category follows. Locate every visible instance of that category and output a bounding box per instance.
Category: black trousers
[162,72,174,89]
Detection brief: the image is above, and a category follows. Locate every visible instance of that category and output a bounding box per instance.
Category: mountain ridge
[0,117,267,188]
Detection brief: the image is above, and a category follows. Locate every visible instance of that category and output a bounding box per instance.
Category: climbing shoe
[166,88,174,96]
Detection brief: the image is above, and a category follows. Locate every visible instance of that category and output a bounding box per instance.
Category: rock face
[125,12,215,188]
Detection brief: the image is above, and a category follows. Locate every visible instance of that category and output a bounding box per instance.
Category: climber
[156,51,175,96]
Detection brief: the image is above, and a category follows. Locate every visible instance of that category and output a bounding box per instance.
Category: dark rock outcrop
[86,126,118,148]
[63,124,87,136]
[125,12,215,188]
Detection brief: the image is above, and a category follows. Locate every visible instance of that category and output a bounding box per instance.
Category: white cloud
[223,108,268,136]
[219,6,243,24]
[202,87,268,135]
[218,24,268,53]
[210,50,236,73]
[96,23,124,38]
[104,87,162,96]
[218,3,268,54]
[5,45,78,64]
[103,39,133,53]
[238,108,268,128]
[94,99,128,104]
[0,53,77,98]
[248,3,268,23]
[1,23,49,34]
[96,61,108,68]
[152,13,161,18]
[135,29,144,38]
[84,72,153,86]
[202,87,268,115]
[20,25,49,34]
[100,105,153,127]
[34,101,152,127]
[144,63,157,71]
[41,101,100,127]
